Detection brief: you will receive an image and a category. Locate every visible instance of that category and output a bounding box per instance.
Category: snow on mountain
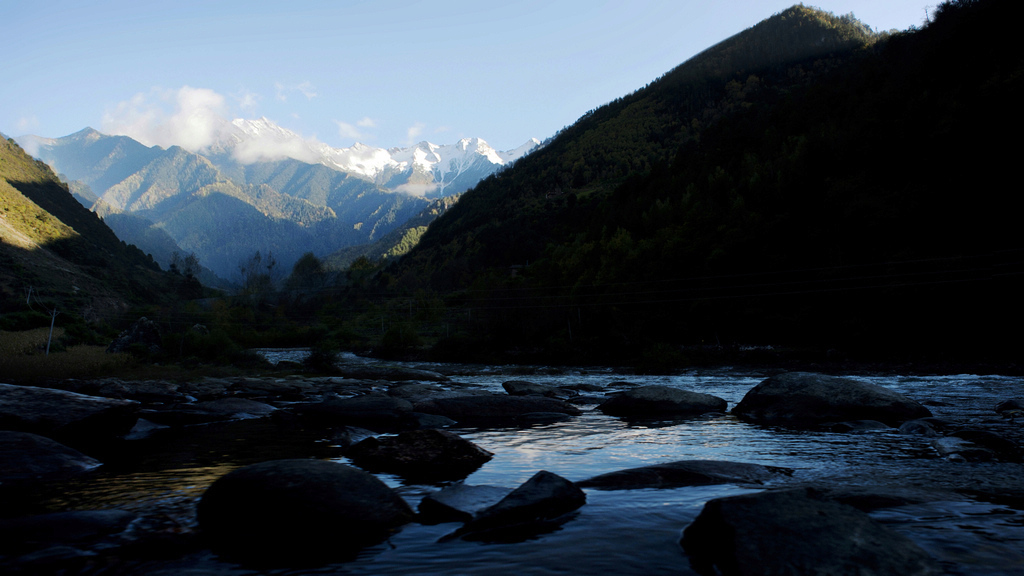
[212,117,539,197]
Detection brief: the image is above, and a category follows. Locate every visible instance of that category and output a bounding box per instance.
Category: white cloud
[231,134,320,165]
[102,86,228,151]
[296,81,318,100]
[405,122,426,145]
[395,182,438,197]
[336,121,364,141]
[275,81,318,102]
[16,115,39,133]
[357,117,376,128]
[235,90,260,114]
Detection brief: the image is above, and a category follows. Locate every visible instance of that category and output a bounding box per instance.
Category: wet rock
[995,398,1024,418]
[900,419,940,437]
[457,470,586,541]
[190,398,278,419]
[347,429,493,482]
[827,419,891,433]
[0,510,137,556]
[336,365,449,382]
[801,485,954,512]
[681,488,941,576]
[229,378,314,400]
[290,395,417,431]
[106,317,161,354]
[179,378,231,401]
[577,460,792,490]
[0,431,101,484]
[560,383,605,393]
[197,459,414,560]
[388,383,446,402]
[732,372,931,428]
[413,394,581,426]
[124,418,170,440]
[598,385,726,417]
[931,436,995,462]
[407,412,456,429]
[517,412,574,425]
[142,398,278,427]
[418,483,512,524]
[950,430,1020,460]
[502,380,563,397]
[0,383,139,444]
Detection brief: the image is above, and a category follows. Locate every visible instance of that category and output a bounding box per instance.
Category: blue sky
[2,1,932,151]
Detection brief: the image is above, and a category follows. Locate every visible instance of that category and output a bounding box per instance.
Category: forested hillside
[0,136,172,326]
[386,0,1024,364]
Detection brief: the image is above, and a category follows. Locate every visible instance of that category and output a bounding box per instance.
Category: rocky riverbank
[1,366,1022,574]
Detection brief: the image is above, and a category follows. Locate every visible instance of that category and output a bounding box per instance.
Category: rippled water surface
[38,354,1024,575]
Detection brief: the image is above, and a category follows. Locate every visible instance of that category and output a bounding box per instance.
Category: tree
[238,250,277,302]
[170,251,203,299]
[286,252,326,290]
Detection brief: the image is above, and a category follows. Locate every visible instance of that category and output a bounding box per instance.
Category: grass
[0,328,288,384]
[0,342,134,382]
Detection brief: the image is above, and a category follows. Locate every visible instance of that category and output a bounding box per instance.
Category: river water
[38,353,1024,575]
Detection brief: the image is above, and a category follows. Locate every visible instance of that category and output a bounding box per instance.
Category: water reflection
[31,356,1024,575]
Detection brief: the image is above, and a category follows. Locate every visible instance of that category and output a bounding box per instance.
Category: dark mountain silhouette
[385,0,1024,363]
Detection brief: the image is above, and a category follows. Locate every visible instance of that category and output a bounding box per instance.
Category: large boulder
[732,372,931,427]
[290,395,418,431]
[413,394,581,426]
[0,383,139,444]
[0,431,101,484]
[598,385,727,417]
[577,460,791,490]
[197,459,413,560]
[457,470,586,541]
[418,483,513,524]
[106,317,161,354]
[347,429,493,482]
[681,488,941,575]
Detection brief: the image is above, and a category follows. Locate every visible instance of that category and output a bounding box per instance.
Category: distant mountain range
[205,117,539,198]
[17,122,538,281]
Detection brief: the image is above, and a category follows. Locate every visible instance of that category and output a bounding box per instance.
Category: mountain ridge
[17,121,539,280]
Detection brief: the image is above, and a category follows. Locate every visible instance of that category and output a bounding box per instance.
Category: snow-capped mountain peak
[204,116,540,197]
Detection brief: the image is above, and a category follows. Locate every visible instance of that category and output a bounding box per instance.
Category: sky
[2,1,933,153]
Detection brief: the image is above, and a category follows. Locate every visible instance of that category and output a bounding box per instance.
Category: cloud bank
[101,85,323,165]
[102,86,228,152]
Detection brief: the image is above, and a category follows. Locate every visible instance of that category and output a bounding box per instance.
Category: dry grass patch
[0,341,134,382]
[0,327,66,357]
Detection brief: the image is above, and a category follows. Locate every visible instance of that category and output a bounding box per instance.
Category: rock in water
[732,372,931,427]
[502,380,563,397]
[347,429,493,482]
[597,385,727,417]
[413,394,581,426]
[577,460,791,490]
[681,488,941,575]
[0,383,139,445]
[457,470,586,541]
[0,431,102,484]
[197,459,413,561]
[418,483,512,524]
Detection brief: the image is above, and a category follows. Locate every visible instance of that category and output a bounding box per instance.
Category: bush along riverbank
[1,362,1023,574]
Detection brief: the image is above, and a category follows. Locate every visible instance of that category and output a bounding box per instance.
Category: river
[33,352,1024,575]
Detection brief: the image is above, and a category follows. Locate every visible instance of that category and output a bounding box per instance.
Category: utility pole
[46,307,59,355]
